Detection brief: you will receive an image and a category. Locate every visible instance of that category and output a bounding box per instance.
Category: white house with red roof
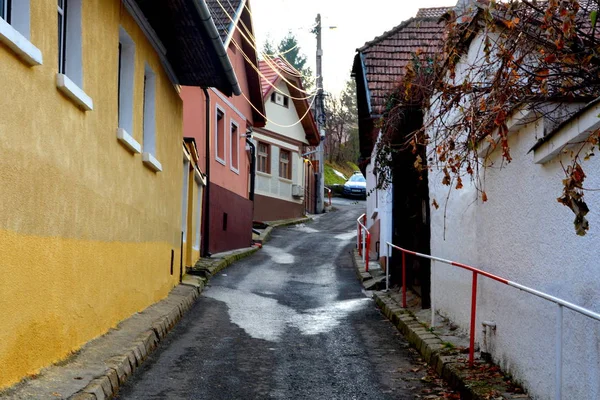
[253,58,320,221]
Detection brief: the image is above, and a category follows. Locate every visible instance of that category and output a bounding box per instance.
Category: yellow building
[0,0,238,389]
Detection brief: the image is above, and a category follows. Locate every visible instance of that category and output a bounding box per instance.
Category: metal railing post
[402,251,407,308]
[385,242,390,291]
[469,271,478,367]
[365,232,370,272]
[357,221,361,256]
[362,227,366,264]
[556,304,563,400]
[431,260,435,329]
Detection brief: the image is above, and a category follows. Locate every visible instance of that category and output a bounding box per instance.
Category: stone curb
[351,249,529,400]
[256,216,311,244]
[68,246,260,399]
[68,285,203,400]
[187,246,260,277]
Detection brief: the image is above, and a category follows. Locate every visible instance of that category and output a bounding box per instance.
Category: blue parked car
[343,172,367,199]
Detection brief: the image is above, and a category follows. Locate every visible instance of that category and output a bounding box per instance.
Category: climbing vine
[375,0,600,235]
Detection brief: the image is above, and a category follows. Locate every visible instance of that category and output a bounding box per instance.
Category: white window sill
[56,74,93,111]
[216,156,226,166]
[256,171,271,177]
[142,152,162,172]
[116,128,141,153]
[0,18,43,66]
[230,166,240,175]
[279,177,293,184]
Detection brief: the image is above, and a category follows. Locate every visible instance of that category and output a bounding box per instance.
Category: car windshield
[348,174,365,183]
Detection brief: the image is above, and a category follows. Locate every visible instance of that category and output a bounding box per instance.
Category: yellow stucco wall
[0,1,185,388]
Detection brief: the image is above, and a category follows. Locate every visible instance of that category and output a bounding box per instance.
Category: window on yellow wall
[142,65,157,155]
[56,0,93,110]
[0,1,41,67]
[118,27,135,135]
[1,0,10,21]
[216,107,226,164]
[279,149,291,180]
[230,121,239,173]
[141,64,162,172]
[257,142,270,174]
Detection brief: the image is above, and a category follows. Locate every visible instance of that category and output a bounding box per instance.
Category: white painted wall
[427,35,600,398]
[253,132,303,204]
[366,132,393,257]
[263,81,310,145]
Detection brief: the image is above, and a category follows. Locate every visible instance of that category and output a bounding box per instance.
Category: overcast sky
[250,0,458,96]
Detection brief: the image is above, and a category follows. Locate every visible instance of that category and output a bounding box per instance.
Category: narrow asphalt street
[116,201,438,399]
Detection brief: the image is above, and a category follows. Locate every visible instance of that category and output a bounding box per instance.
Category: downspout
[202,88,211,257]
[193,0,242,96]
[246,130,256,201]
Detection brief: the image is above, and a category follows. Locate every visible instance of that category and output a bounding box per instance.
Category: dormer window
[270,92,289,108]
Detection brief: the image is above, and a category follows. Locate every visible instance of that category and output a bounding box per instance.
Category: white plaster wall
[429,120,600,399]
[425,25,600,398]
[264,81,309,145]
[253,135,303,204]
[366,133,394,256]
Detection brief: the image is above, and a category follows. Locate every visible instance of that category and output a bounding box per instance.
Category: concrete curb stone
[352,248,530,400]
[66,221,309,399]
[64,247,260,399]
[255,216,311,244]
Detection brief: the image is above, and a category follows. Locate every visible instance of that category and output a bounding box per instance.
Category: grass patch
[324,161,360,186]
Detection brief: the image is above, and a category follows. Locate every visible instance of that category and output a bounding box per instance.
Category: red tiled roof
[259,58,300,97]
[357,7,450,115]
[258,58,320,145]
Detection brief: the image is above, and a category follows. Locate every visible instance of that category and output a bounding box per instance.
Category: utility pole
[315,13,325,214]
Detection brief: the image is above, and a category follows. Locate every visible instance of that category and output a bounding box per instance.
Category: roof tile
[357,7,450,114]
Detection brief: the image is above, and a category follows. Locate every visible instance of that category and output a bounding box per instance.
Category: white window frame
[181,158,190,241]
[215,105,226,165]
[0,0,42,66]
[229,120,240,174]
[142,64,160,172]
[116,27,139,153]
[56,0,93,111]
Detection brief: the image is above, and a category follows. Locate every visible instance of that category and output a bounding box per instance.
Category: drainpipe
[202,87,211,257]
[246,129,256,201]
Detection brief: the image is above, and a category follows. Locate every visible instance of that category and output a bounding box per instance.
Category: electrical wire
[230,36,316,101]
[213,0,320,128]
[214,0,316,95]
[239,85,318,129]
[238,0,316,82]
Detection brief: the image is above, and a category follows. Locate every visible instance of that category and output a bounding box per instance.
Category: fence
[384,241,600,400]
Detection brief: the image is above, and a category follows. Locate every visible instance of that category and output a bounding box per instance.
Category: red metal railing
[385,241,600,400]
[324,187,332,206]
[356,214,370,272]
